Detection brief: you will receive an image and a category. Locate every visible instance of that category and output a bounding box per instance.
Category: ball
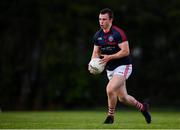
[88,58,105,74]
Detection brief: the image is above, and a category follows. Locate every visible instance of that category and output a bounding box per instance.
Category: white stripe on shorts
[106,64,132,80]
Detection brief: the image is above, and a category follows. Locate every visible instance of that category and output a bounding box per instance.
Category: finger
[99,59,106,64]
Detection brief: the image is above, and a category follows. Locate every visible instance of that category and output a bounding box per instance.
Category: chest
[97,33,118,46]
[97,33,120,54]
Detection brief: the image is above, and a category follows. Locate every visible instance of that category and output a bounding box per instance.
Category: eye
[99,18,107,21]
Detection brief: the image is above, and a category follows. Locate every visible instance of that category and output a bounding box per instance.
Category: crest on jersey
[108,35,114,42]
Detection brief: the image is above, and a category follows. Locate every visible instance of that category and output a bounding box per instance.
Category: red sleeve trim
[112,26,127,42]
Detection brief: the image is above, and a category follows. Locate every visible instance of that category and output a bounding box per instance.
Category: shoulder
[93,29,103,38]
[92,29,103,45]
[111,25,126,36]
[111,25,127,41]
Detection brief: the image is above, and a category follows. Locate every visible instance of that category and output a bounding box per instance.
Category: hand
[100,54,111,64]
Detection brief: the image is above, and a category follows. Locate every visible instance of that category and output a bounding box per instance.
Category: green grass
[0,109,180,129]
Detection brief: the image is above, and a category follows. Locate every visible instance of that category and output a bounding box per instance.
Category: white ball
[89,58,105,74]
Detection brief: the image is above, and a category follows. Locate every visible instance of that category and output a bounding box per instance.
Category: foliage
[0,0,180,110]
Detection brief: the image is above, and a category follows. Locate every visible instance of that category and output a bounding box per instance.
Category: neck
[103,24,112,33]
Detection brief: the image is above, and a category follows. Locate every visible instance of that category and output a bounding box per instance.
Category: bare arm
[88,45,101,73]
[100,41,130,63]
[110,41,130,59]
[91,45,101,59]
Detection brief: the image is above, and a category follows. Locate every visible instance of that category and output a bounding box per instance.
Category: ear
[110,18,113,22]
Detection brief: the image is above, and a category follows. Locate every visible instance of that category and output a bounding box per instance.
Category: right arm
[88,45,101,74]
[91,45,101,59]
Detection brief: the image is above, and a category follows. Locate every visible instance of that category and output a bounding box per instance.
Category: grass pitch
[0,109,180,129]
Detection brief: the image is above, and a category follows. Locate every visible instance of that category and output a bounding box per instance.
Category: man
[88,8,151,124]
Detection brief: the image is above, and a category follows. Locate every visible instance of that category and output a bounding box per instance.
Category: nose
[99,20,103,24]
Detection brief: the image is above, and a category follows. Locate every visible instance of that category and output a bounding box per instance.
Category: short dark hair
[100,8,114,19]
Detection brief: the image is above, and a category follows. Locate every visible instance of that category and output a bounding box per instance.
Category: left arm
[100,41,130,64]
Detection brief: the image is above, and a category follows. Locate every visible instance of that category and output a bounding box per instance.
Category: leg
[104,74,124,124]
[106,74,126,113]
[104,76,124,124]
[116,78,144,110]
[116,75,151,124]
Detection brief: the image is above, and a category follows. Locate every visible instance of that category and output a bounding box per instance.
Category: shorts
[106,64,132,80]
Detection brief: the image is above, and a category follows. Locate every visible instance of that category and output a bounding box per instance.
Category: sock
[108,107,115,116]
[135,101,144,111]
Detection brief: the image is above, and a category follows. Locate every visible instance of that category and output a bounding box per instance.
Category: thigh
[117,81,128,98]
[107,74,126,92]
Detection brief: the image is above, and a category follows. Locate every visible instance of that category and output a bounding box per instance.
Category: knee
[106,85,115,96]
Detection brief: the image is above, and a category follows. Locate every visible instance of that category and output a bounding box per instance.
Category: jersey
[92,25,132,71]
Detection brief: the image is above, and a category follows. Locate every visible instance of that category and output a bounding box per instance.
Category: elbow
[122,49,130,57]
[126,49,130,56]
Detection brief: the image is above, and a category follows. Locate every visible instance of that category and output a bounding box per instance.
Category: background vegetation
[0,0,180,110]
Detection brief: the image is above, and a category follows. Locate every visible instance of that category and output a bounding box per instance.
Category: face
[99,13,112,30]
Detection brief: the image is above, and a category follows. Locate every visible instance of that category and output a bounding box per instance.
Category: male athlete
[88,8,151,124]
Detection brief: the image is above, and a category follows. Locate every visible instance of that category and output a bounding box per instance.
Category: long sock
[125,95,144,111]
[135,101,144,111]
[108,107,115,116]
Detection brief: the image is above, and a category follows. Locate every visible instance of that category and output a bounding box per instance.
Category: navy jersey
[93,25,132,70]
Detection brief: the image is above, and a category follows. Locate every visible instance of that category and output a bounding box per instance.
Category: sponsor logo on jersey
[98,37,103,40]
